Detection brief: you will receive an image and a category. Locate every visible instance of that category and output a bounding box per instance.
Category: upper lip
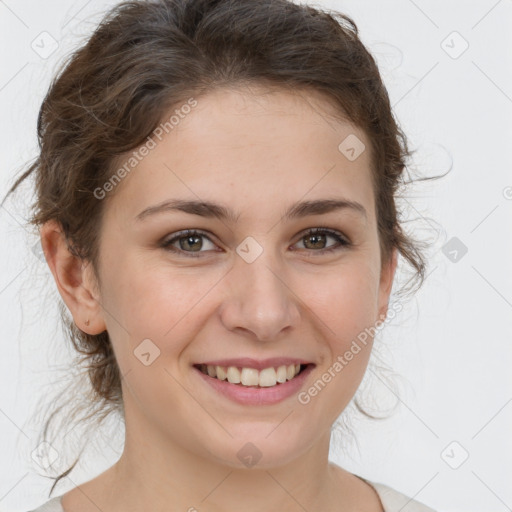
[194,358,314,371]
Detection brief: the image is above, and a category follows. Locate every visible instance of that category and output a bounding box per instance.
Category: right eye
[161,229,218,258]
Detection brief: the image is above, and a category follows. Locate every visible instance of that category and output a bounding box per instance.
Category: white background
[0,1,511,511]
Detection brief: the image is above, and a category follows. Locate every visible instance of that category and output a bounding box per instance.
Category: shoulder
[25,481,437,512]
[26,495,64,512]
[361,477,438,512]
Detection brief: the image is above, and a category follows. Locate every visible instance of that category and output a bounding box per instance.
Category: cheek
[99,257,227,383]
[296,268,378,421]
[302,260,380,344]
[102,251,214,334]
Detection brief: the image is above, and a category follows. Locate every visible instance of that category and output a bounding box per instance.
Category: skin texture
[41,85,397,511]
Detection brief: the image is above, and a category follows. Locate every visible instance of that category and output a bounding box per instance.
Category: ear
[39,219,106,335]
[377,247,398,322]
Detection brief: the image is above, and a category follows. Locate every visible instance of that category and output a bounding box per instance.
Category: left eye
[294,228,350,253]
[161,228,350,258]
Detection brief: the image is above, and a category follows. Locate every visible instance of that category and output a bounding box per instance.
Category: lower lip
[193,365,315,405]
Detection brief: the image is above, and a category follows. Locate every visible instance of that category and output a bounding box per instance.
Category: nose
[218,249,301,342]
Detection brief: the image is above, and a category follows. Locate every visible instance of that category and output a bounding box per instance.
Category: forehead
[105,85,375,224]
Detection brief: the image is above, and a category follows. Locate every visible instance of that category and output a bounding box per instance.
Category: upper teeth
[200,364,302,387]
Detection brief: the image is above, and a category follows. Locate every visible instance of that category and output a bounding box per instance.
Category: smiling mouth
[193,363,312,388]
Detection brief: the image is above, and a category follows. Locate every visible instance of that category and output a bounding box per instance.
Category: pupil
[306,234,325,249]
[182,235,201,251]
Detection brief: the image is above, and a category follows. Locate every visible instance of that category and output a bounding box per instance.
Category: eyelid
[161,227,351,257]
[292,226,351,253]
[295,226,350,243]
[160,229,218,258]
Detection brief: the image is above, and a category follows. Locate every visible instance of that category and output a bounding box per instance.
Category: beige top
[27,477,437,511]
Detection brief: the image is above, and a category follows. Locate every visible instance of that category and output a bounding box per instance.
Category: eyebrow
[135,198,367,223]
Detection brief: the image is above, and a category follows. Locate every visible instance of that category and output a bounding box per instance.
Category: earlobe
[39,219,106,334]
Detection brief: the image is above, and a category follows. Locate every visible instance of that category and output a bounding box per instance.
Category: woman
[4,0,438,510]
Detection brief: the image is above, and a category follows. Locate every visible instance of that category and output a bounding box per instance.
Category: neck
[104,400,345,512]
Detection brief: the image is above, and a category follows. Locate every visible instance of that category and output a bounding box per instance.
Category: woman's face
[89,86,397,468]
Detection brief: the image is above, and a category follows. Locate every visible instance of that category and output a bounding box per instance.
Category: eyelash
[160,227,351,258]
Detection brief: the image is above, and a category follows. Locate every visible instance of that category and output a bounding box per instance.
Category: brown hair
[2,0,445,497]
